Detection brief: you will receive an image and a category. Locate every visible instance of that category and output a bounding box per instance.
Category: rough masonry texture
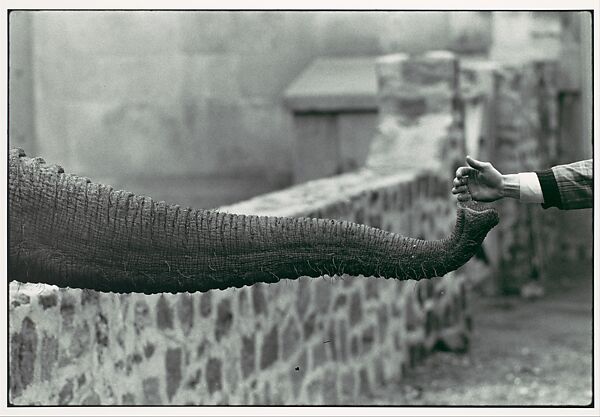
[9,168,483,405]
[459,58,591,292]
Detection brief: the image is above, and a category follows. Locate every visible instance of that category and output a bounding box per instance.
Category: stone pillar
[369,51,464,181]
[492,59,561,293]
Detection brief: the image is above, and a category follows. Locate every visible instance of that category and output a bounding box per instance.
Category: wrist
[501,174,520,199]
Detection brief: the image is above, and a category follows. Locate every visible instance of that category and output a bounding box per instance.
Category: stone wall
[9,167,483,405]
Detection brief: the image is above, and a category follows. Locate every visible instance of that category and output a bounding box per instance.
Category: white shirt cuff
[518,172,544,203]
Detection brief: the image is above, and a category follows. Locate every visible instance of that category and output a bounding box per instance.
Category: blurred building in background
[10,11,590,209]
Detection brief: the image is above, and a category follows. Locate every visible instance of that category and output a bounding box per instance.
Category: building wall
[9,11,492,194]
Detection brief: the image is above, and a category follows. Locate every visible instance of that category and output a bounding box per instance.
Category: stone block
[11,293,30,308]
[377,305,389,343]
[215,298,233,341]
[183,368,201,392]
[313,280,332,312]
[337,319,348,362]
[376,54,410,107]
[142,377,162,405]
[60,293,77,329]
[78,374,87,391]
[311,342,328,369]
[406,51,458,88]
[199,291,212,318]
[82,391,101,405]
[225,359,240,394]
[303,312,316,340]
[40,334,58,382]
[350,335,360,357]
[206,357,223,395]
[327,320,337,361]
[237,290,249,316]
[177,293,194,335]
[260,326,279,370]
[282,318,301,359]
[409,342,426,367]
[358,368,372,397]
[361,326,375,353]
[156,295,174,330]
[165,348,182,401]
[70,322,91,359]
[134,299,150,334]
[405,297,422,331]
[374,356,386,386]
[10,318,37,398]
[322,369,339,405]
[376,51,457,115]
[252,284,267,315]
[262,381,272,405]
[80,289,100,306]
[94,313,109,347]
[290,349,308,394]
[339,369,356,401]
[58,379,73,405]
[348,291,362,326]
[334,294,347,310]
[365,279,379,299]
[305,377,323,405]
[296,278,311,319]
[241,335,255,379]
[121,392,136,405]
[38,292,58,309]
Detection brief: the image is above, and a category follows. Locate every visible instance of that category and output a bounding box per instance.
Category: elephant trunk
[8,148,499,294]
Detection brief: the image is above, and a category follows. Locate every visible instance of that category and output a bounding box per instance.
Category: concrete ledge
[220,167,417,217]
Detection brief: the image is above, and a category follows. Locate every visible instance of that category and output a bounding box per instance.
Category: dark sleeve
[535,159,593,210]
[536,168,562,209]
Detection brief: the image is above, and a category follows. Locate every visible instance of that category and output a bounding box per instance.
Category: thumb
[465,155,489,171]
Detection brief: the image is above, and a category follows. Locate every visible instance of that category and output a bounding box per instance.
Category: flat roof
[283,57,378,112]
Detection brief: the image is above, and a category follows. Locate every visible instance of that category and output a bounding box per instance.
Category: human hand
[451,156,505,202]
